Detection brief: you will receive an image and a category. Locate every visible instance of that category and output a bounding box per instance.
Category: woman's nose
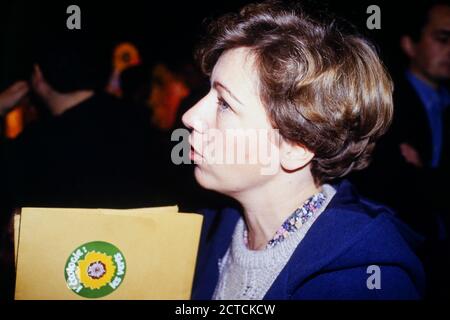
[182,97,209,133]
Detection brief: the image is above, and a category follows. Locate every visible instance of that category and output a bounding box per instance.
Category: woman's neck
[235,172,321,251]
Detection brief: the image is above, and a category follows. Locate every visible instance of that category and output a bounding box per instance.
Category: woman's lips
[190,146,204,162]
[188,135,205,162]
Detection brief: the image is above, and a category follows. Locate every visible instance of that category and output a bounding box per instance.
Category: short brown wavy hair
[196,1,393,184]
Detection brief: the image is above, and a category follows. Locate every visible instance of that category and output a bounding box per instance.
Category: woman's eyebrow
[212,81,244,105]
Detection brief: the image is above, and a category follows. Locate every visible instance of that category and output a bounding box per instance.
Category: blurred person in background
[0,33,176,300]
[149,63,190,131]
[351,0,450,299]
[120,64,153,108]
[0,33,172,209]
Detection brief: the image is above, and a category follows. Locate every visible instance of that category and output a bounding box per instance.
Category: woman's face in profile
[182,48,281,196]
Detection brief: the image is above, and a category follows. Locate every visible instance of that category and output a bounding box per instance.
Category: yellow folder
[14,206,203,300]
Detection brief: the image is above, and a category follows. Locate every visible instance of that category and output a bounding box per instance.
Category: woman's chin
[194,166,213,190]
[194,165,227,194]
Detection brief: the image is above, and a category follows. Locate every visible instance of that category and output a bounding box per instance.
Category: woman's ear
[279,140,315,171]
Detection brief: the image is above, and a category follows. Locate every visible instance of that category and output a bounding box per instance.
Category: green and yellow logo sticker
[65,241,126,298]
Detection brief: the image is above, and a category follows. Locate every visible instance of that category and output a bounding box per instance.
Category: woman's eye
[217,97,231,112]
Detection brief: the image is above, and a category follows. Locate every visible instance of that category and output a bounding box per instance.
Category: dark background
[0,0,409,89]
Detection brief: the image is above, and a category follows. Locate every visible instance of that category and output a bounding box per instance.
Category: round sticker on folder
[64,241,126,298]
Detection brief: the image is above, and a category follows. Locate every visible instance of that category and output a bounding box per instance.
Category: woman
[182,2,425,299]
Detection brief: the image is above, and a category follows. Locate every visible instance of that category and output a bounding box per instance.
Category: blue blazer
[192,180,425,300]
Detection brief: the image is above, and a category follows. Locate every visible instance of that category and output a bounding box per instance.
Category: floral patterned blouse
[244,191,327,249]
